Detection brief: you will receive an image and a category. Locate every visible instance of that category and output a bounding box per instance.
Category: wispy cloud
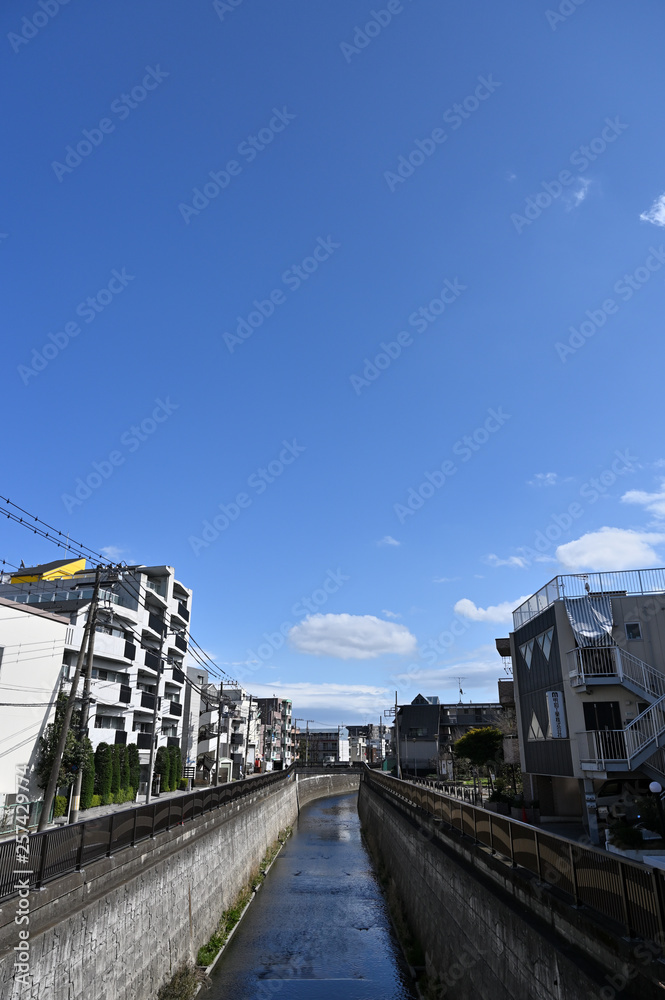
[622,481,665,519]
[101,545,127,561]
[486,553,528,569]
[432,576,460,584]
[640,193,665,228]
[377,535,400,547]
[382,609,401,619]
[248,681,390,720]
[288,613,417,660]
[556,527,665,571]
[528,472,558,487]
[565,177,591,210]
[453,595,532,624]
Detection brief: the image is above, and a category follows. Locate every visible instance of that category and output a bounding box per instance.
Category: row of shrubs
[75,743,183,810]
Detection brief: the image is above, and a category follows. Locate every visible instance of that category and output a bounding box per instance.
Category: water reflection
[208,792,416,1000]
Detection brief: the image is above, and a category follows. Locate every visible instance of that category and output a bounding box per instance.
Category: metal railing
[569,645,665,701]
[579,695,665,770]
[365,768,665,941]
[0,768,293,903]
[513,567,665,629]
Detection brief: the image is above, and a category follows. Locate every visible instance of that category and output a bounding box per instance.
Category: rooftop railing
[513,568,665,630]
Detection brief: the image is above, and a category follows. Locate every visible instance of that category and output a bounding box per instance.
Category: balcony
[166,701,182,717]
[144,650,161,672]
[513,567,665,629]
[136,733,152,750]
[568,645,665,701]
[230,733,244,746]
[141,692,156,711]
[177,601,190,622]
[148,612,166,635]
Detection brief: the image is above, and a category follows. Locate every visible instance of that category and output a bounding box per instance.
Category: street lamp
[649,781,665,840]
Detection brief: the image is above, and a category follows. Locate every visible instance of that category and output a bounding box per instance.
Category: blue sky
[3,0,665,725]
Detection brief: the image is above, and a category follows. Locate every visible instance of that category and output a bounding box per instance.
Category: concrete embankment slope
[358,775,665,1000]
[0,772,358,1000]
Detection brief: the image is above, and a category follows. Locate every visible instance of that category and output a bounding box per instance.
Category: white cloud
[486,553,528,569]
[528,472,558,488]
[433,576,460,583]
[382,609,401,619]
[377,535,400,547]
[453,596,532,624]
[565,177,591,210]
[101,545,126,561]
[556,527,665,571]
[640,193,665,228]
[248,681,390,721]
[288,613,417,660]
[621,481,665,519]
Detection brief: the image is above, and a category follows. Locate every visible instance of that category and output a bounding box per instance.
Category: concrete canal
[207,791,417,999]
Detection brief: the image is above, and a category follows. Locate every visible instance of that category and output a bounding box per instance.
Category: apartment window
[91,667,126,684]
[133,721,152,733]
[407,727,428,737]
[625,623,642,641]
[94,715,125,730]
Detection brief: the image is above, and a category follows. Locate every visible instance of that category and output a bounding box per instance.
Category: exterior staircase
[570,645,665,774]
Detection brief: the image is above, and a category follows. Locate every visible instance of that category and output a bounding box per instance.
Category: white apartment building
[0,559,192,787]
[0,598,69,815]
[188,672,261,782]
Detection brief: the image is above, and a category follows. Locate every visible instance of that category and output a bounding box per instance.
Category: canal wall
[0,772,355,1000]
[296,770,359,809]
[359,776,665,1000]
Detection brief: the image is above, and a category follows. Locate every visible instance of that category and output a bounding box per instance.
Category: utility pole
[146,625,167,804]
[213,690,223,786]
[70,567,106,823]
[395,691,401,779]
[243,694,253,777]
[305,720,314,764]
[38,565,102,832]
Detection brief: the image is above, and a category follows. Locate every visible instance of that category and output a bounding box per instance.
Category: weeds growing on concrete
[156,962,200,1000]
[196,827,292,968]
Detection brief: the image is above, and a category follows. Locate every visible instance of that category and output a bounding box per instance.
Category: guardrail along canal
[208,791,417,999]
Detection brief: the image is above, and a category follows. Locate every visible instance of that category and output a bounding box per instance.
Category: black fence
[365,768,665,941]
[0,768,292,903]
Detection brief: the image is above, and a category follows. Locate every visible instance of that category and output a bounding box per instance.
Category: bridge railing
[0,767,293,904]
[365,767,665,941]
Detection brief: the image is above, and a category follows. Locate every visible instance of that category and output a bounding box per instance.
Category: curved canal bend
[207,791,417,1000]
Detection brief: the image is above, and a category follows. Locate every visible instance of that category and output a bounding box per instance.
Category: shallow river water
[208,791,417,1000]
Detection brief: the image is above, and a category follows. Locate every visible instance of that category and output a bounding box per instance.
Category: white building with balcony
[509,567,665,840]
[0,560,192,787]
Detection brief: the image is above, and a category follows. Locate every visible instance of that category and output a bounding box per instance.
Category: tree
[127,744,140,793]
[36,694,91,791]
[121,745,131,791]
[81,751,95,810]
[111,745,121,794]
[454,727,504,792]
[155,746,169,793]
[454,726,504,767]
[94,743,113,803]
